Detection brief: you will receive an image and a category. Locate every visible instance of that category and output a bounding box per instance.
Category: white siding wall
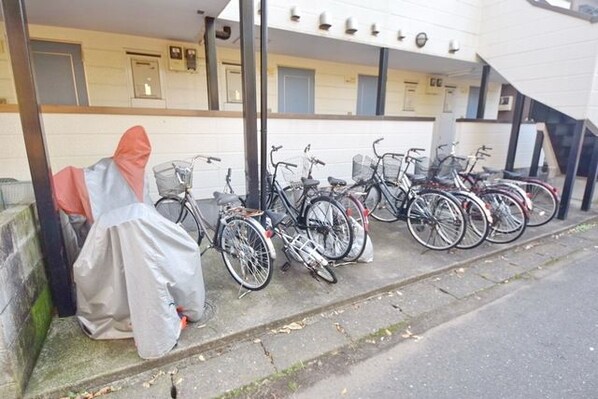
[0,113,434,200]
[454,122,541,170]
[479,0,598,124]
[220,0,483,62]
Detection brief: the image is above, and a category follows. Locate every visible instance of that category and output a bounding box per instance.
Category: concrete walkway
[24,184,598,398]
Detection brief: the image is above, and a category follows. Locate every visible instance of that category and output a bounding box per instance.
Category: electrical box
[168,45,185,71]
[426,75,443,94]
[184,48,197,71]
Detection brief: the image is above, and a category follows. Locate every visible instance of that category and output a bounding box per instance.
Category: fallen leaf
[385,329,392,336]
[341,387,348,395]
[198,354,206,362]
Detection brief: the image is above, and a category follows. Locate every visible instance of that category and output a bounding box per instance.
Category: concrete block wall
[0,205,53,399]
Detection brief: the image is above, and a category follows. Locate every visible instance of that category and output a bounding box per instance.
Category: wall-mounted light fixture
[415,32,428,48]
[371,23,380,36]
[449,39,460,53]
[290,6,300,21]
[397,29,406,40]
[319,12,332,30]
[346,17,358,34]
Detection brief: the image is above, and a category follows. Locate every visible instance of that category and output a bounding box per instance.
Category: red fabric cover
[53,125,151,222]
[53,166,92,221]
[112,125,151,202]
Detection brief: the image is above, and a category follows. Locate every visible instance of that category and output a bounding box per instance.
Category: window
[225,66,243,103]
[131,58,162,99]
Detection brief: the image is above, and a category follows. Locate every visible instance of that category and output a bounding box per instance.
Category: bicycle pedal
[281,261,292,272]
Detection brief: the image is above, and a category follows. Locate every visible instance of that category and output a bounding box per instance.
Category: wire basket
[352,154,376,183]
[436,156,466,179]
[413,156,431,176]
[0,180,35,208]
[382,155,402,181]
[280,156,310,188]
[153,161,192,197]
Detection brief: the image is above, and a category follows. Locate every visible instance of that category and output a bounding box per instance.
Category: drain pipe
[260,0,268,210]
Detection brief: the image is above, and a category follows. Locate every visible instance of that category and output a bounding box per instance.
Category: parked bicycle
[153,155,276,291]
[267,145,354,261]
[350,138,466,251]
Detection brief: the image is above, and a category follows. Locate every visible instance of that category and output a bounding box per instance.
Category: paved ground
[23,180,598,399]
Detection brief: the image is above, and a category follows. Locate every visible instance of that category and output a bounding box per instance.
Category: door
[466,86,480,118]
[357,75,378,116]
[278,67,314,114]
[31,40,89,106]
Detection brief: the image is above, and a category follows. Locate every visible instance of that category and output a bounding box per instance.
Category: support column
[476,64,490,119]
[529,130,544,177]
[1,0,75,316]
[375,47,389,116]
[204,16,220,111]
[260,0,269,210]
[558,120,585,220]
[581,135,598,211]
[505,91,525,172]
[239,0,260,208]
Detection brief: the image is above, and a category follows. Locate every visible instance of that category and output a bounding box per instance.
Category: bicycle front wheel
[337,194,368,262]
[480,190,527,244]
[219,216,274,291]
[305,197,354,260]
[452,191,491,250]
[155,196,203,245]
[522,181,558,227]
[406,190,466,251]
[366,184,402,222]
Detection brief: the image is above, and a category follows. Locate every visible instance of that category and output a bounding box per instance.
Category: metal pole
[476,64,490,119]
[1,0,75,316]
[204,17,220,111]
[529,130,544,177]
[558,120,585,220]
[375,47,389,116]
[505,91,525,172]
[260,0,269,210]
[581,135,598,211]
[239,0,260,209]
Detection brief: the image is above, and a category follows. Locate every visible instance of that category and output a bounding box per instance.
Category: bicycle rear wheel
[365,184,403,222]
[219,216,274,291]
[406,190,466,251]
[155,196,203,245]
[305,196,353,260]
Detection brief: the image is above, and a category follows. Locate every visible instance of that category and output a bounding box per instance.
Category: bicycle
[350,138,466,251]
[153,155,276,291]
[467,145,560,227]
[267,145,354,262]
[295,144,370,263]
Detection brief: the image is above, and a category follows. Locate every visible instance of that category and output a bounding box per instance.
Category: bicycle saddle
[406,173,427,184]
[300,177,319,188]
[213,191,240,206]
[502,170,522,179]
[432,176,454,186]
[482,166,502,174]
[263,209,288,228]
[327,176,346,187]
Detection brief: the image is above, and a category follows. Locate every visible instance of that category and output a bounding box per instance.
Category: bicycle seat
[432,176,454,186]
[502,170,522,179]
[263,209,288,228]
[406,173,427,184]
[301,177,320,188]
[213,191,240,206]
[327,176,346,187]
[469,172,490,181]
[482,166,502,174]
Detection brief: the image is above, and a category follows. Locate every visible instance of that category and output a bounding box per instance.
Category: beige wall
[0,24,500,119]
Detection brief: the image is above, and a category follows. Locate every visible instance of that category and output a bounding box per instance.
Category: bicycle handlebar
[372,137,384,157]
[280,161,297,168]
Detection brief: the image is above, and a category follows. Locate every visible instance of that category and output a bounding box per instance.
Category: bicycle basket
[436,156,466,179]
[280,156,309,189]
[413,156,431,176]
[352,154,376,183]
[153,160,193,197]
[382,155,402,181]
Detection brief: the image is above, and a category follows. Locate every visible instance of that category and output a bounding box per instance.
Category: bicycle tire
[451,191,490,250]
[406,190,466,251]
[155,196,203,245]
[314,264,338,284]
[365,184,402,222]
[479,189,527,244]
[305,196,354,260]
[335,194,368,262]
[520,180,558,227]
[219,215,274,291]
